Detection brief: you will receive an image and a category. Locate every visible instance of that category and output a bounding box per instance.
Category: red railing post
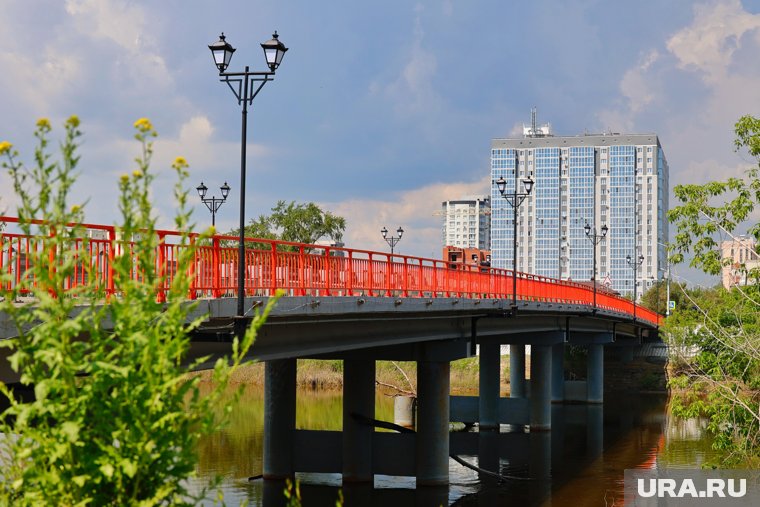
[156,232,166,303]
[298,245,306,296]
[270,243,277,296]
[346,250,354,296]
[212,236,221,298]
[324,247,332,296]
[402,256,409,297]
[385,254,392,297]
[107,227,116,297]
[187,234,197,300]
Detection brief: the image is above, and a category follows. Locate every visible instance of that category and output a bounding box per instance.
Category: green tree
[230,200,346,249]
[0,117,278,504]
[666,114,760,467]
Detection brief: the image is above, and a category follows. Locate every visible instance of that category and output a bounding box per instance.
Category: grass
[193,356,516,395]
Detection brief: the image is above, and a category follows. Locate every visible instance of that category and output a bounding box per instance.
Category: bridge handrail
[0,216,662,327]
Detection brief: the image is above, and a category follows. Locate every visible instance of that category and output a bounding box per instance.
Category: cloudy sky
[2,0,760,286]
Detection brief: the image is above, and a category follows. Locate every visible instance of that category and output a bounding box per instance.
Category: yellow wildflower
[133,117,153,132]
[120,174,130,184]
[36,118,51,130]
[133,169,142,178]
[173,156,188,168]
[208,225,216,235]
[0,141,12,155]
[71,205,81,214]
[66,115,80,128]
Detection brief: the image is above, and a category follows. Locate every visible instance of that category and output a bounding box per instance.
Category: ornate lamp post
[381,226,404,255]
[208,31,288,323]
[196,181,230,227]
[495,175,534,313]
[626,253,644,320]
[584,222,608,313]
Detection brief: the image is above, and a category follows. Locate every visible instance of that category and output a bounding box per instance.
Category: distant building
[442,245,490,270]
[721,236,760,288]
[490,114,669,299]
[441,196,490,250]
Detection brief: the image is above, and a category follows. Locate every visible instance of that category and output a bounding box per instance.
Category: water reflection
[192,389,716,506]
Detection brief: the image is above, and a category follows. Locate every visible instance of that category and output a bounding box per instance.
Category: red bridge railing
[0,216,662,327]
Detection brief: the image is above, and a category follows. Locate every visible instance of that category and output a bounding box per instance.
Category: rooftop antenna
[531,107,538,137]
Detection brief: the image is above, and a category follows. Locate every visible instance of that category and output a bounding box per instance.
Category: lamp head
[220,181,231,200]
[495,177,507,196]
[396,227,404,239]
[381,227,388,239]
[261,31,288,72]
[522,177,534,194]
[601,224,608,237]
[584,223,591,236]
[196,181,208,199]
[208,33,236,73]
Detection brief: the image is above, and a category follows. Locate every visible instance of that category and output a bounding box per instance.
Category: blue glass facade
[490,134,668,298]
[568,147,594,280]
[608,145,636,294]
[490,149,516,270]
[534,148,560,277]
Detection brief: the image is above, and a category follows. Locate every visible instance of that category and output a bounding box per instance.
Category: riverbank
[192,357,516,395]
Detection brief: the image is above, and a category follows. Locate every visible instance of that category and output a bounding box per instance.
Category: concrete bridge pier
[551,343,565,403]
[479,342,501,430]
[343,359,376,482]
[263,359,297,480]
[416,360,451,486]
[509,344,526,398]
[587,343,604,404]
[530,345,552,431]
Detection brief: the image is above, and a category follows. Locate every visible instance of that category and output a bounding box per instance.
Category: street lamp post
[626,253,644,321]
[381,226,404,255]
[196,181,231,227]
[584,222,608,313]
[208,31,288,324]
[495,176,534,313]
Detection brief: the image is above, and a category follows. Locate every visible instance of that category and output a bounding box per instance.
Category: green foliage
[668,115,760,274]
[664,117,760,467]
[0,117,278,505]
[230,200,346,251]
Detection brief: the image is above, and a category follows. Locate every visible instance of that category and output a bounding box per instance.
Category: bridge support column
[263,359,297,480]
[551,343,564,403]
[587,344,604,404]
[479,343,500,430]
[509,344,525,398]
[343,359,376,483]
[416,361,450,486]
[530,345,551,431]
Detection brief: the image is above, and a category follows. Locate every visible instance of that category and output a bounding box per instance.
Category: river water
[191,388,719,506]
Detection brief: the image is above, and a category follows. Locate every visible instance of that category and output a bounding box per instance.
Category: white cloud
[65,0,145,52]
[666,0,760,84]
[324,175,490,258]
[620,49,660,113]
[373,5,442,117]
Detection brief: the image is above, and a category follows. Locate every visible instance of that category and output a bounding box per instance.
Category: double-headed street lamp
[381,226,404,255]
[626,252,644,321]
[196,181,231,227]
[495,175,534,313]
[584,222,608,313]
[208,31,288,323]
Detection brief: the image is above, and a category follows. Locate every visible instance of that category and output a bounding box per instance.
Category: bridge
[0,216,662,490]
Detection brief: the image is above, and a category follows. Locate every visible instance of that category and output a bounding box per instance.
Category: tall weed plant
[0,117,277,505]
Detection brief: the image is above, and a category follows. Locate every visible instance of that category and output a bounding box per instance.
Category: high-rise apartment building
[441,196,491,250]
[490,125,669,298]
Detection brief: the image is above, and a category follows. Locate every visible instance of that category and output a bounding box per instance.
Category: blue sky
[3,0,760,287]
